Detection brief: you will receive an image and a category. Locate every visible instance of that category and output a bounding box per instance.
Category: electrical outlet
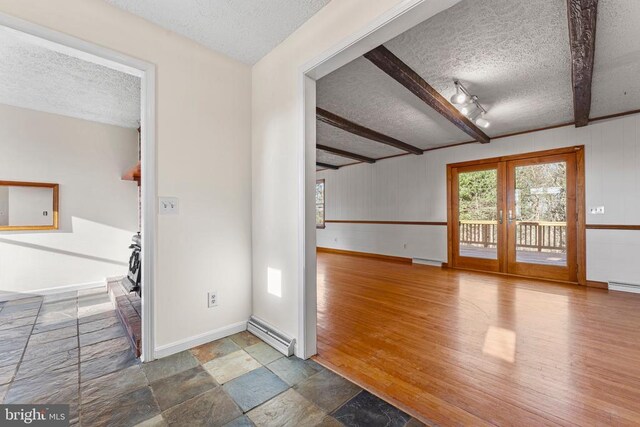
[208,291,218,308]
[589,206,605,215]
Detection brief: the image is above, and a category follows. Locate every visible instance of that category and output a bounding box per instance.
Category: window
[316,179,325,229]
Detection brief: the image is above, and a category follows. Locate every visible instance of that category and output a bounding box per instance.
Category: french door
[448,148,582,283]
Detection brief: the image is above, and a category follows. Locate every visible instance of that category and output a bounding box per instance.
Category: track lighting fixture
[450,80,490,129]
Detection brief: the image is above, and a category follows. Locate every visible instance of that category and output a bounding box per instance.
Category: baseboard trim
[317,247,412,264]
[412,258,444,267]
[586,280,609,290]
[608,282,640,294]
[8,280,106,296]
[154,320,248,359]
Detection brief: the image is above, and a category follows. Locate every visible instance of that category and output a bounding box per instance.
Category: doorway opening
[0,13,157,361]
[447,146,586,284]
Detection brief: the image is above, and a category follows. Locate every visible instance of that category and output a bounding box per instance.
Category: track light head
[475,117,490,128]
[450,81,469,105]
[450,92,469,105]
[461,104,475,117]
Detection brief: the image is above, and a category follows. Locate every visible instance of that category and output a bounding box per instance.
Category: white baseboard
[153,320,248,360]
[608,281,640,294]
[412,258,444,267]
[3,280,106,297]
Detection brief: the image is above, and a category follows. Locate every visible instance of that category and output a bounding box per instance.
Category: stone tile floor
[0,288,427,426]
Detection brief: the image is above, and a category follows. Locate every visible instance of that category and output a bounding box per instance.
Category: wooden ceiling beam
[364,46,490,144]
[316,162,340,170]
[567,0,598,127]
[316,108,423,155]
[316,144,376,164]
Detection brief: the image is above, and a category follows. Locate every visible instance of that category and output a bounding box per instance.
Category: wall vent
[412,258,443,267]
[247,316,295,356]
[608,281,640,294]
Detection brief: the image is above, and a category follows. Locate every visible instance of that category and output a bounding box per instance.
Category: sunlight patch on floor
[482,326,516,363]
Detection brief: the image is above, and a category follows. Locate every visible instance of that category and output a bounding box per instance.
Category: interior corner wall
[251,0,461,354]
[0,104,138,292]
[317,114,640,285]
[0,0,252,351]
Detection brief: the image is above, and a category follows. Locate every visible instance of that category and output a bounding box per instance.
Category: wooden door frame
[505,152,577,282]
[0,12,159,361]
[449,162,505,273]
[446,146,586,286]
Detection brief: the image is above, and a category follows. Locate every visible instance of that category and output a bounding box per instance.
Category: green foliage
[458,170,497,221]
[458,162,567,223]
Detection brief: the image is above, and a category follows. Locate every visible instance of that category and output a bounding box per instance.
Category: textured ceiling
[384,0,573,137]
[317,0,640,167]
[317,57,470,152]
[0,29,140,128]
[313,0,571,165]
[317,150,355,168]
[591,0,640,117]
[104,0,330,65]
[317,120,404,159]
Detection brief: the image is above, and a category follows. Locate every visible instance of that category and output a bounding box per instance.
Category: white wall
[251,0,460,353]
[7,186,54,226]
[318,114,640,285]
[0,104,138,291]
[0,0,252,350]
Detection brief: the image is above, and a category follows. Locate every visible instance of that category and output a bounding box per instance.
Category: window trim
[316,179,325,229]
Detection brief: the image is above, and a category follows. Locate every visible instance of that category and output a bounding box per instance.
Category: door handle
[508,210,514,223]
[498,210,503,224]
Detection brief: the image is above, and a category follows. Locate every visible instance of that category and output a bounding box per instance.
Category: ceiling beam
[316,108,423,155]
[316,162,340,170]
[567,0,598,127]
[316,144,376,164]
[364,46,490,144]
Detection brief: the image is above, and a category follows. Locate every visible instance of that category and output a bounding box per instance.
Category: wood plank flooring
[315,252,640,426]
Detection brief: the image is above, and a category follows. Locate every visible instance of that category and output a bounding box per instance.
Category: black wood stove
[124,233,141,296]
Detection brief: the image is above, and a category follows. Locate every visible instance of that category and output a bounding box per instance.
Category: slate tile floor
[0,289,427,426]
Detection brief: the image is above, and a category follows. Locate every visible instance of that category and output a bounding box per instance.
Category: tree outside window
[316,179,325,229]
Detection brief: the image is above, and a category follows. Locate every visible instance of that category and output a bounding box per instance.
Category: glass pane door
[459,169,498,259]
[452,163,504,272]
[507,154,577,282]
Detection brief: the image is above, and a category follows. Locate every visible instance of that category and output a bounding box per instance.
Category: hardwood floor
[315,252,640,426]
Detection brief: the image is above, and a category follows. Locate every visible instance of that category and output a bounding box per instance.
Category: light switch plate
[159,197,179,215]
[589,206,605,215]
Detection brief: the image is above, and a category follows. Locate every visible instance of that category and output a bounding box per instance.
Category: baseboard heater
[608,281,640,294]
[247,316,295,356]
[412,258,443,267]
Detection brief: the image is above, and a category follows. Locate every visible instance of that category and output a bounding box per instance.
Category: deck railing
[459,220,566,252]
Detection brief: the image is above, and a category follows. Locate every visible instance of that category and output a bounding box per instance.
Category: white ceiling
[591,0,640,117]
[104,0,330,65]
[317,120,404,159]
[317,0,640,169]
[317,57,470,152]
[0,29,140,128]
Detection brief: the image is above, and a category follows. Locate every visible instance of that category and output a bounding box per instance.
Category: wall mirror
[0,181,59,231]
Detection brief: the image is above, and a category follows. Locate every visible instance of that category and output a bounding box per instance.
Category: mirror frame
[0,181,59,231]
